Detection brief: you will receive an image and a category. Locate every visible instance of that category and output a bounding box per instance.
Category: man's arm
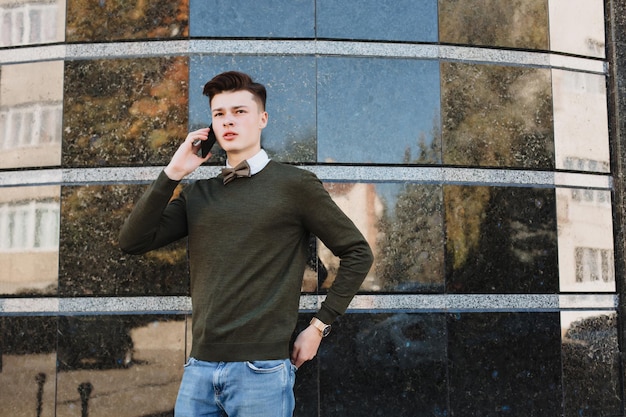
[290,172,374,368]
[119,128,212,254]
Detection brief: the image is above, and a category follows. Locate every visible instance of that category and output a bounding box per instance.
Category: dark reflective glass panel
[62,57,189,168]
[561,312,621,416]
[0,316,57,417]
[441,62,554,169]
[66,0,188,42]
[448,312,562,416]
[445,186,558,293]
[190,0,314,38]
[318,57,441,164]
[319,182,444,293]
[56,315,185,416]
[317,313,447,416]
[189,55,316,163]
[59,185,189,296]
[439,0,549,49]
[317,0,438,42]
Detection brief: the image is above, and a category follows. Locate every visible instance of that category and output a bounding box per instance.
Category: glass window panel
[56,315,184,416]
[548,0,605,58]
[62,57,189,168]
[66,0,187,42]
[0,62,63,169]
[557,188,614,292]
[553,70,609,173]
[189,55,316,163]
[59,185,189,296]
[318,313,448,416]
[0,1,64,46]
[561,311,621,416]
[0,186,59,296]
[190,0,314,38]
[317,0,438,42]
[0,316,57,416]
[448,313,562,416]
[439,0,549,50]
[318,57,441,164]
[318,182,444,293]
[441,62,554,169]
[445,186,558,293]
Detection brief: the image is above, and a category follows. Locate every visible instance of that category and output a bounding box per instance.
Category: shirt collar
[226,149,270,176]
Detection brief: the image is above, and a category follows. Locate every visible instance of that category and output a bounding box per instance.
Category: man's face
[210,90,268,161]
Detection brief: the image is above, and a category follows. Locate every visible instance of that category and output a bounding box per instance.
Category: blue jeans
[174,358,297,417]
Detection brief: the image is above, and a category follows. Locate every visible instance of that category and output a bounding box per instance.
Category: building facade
[1,0,625,415]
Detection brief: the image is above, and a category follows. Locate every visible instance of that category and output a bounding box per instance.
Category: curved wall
[0,1,623,416]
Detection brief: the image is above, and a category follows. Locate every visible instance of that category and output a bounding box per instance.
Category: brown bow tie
[221,160,251,184]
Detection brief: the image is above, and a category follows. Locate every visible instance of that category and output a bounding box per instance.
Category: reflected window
[0,199,59,251]
[574,247,614,284]
[556,188,614,292]
[1,61,64,169]
[0,186,59,296]
[0,2,60,46]
[553,70,609,173]
[0,103,62,149]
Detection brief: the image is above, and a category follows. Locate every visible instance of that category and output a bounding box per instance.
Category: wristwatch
[310,317,331,337]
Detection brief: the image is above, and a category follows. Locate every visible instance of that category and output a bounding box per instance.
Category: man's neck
[226,147,262,167]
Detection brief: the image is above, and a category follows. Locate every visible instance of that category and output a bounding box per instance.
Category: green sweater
[119,160,373,361]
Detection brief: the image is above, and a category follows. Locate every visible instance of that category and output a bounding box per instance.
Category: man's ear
[259,111,268,129]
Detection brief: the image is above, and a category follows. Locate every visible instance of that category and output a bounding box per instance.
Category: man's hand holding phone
[164,127,214,181]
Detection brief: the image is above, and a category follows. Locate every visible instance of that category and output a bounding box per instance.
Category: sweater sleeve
[119,170,189,255]
[297,171,374,325]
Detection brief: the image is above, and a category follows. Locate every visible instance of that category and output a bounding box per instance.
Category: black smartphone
[193,125,216,158]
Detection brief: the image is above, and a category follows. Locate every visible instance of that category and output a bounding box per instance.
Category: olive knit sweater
[119,160,373,362]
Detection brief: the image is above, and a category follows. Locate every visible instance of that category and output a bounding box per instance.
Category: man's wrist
[310,317,331,337]
[164,165,185,181]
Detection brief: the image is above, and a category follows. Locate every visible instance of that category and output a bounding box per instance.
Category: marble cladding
[0,0,622,416]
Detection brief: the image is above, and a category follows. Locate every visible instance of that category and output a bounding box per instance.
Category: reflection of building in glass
[0,186,59,294]
[0,0,64,46]
[557,188,614,292]
[0,61,63,168]
[319,182,382,291]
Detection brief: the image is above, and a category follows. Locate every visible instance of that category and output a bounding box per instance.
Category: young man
[119,71,373,417]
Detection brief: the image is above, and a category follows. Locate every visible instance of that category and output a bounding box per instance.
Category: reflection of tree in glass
[59,185,188,296]
[445,185,558,293]
[439,0,548,49]
[375,126,444,292]
[63,57,188,167]
[439,60,555,291]
[66,0,188,41]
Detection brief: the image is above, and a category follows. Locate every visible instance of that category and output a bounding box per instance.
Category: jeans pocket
[246,360,285,374]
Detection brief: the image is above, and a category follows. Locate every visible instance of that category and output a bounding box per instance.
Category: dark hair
[202,71,267,111]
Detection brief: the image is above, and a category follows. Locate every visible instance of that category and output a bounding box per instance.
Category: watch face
[322,325,331,337]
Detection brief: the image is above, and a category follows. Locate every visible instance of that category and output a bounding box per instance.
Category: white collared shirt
[225,149,271,175]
